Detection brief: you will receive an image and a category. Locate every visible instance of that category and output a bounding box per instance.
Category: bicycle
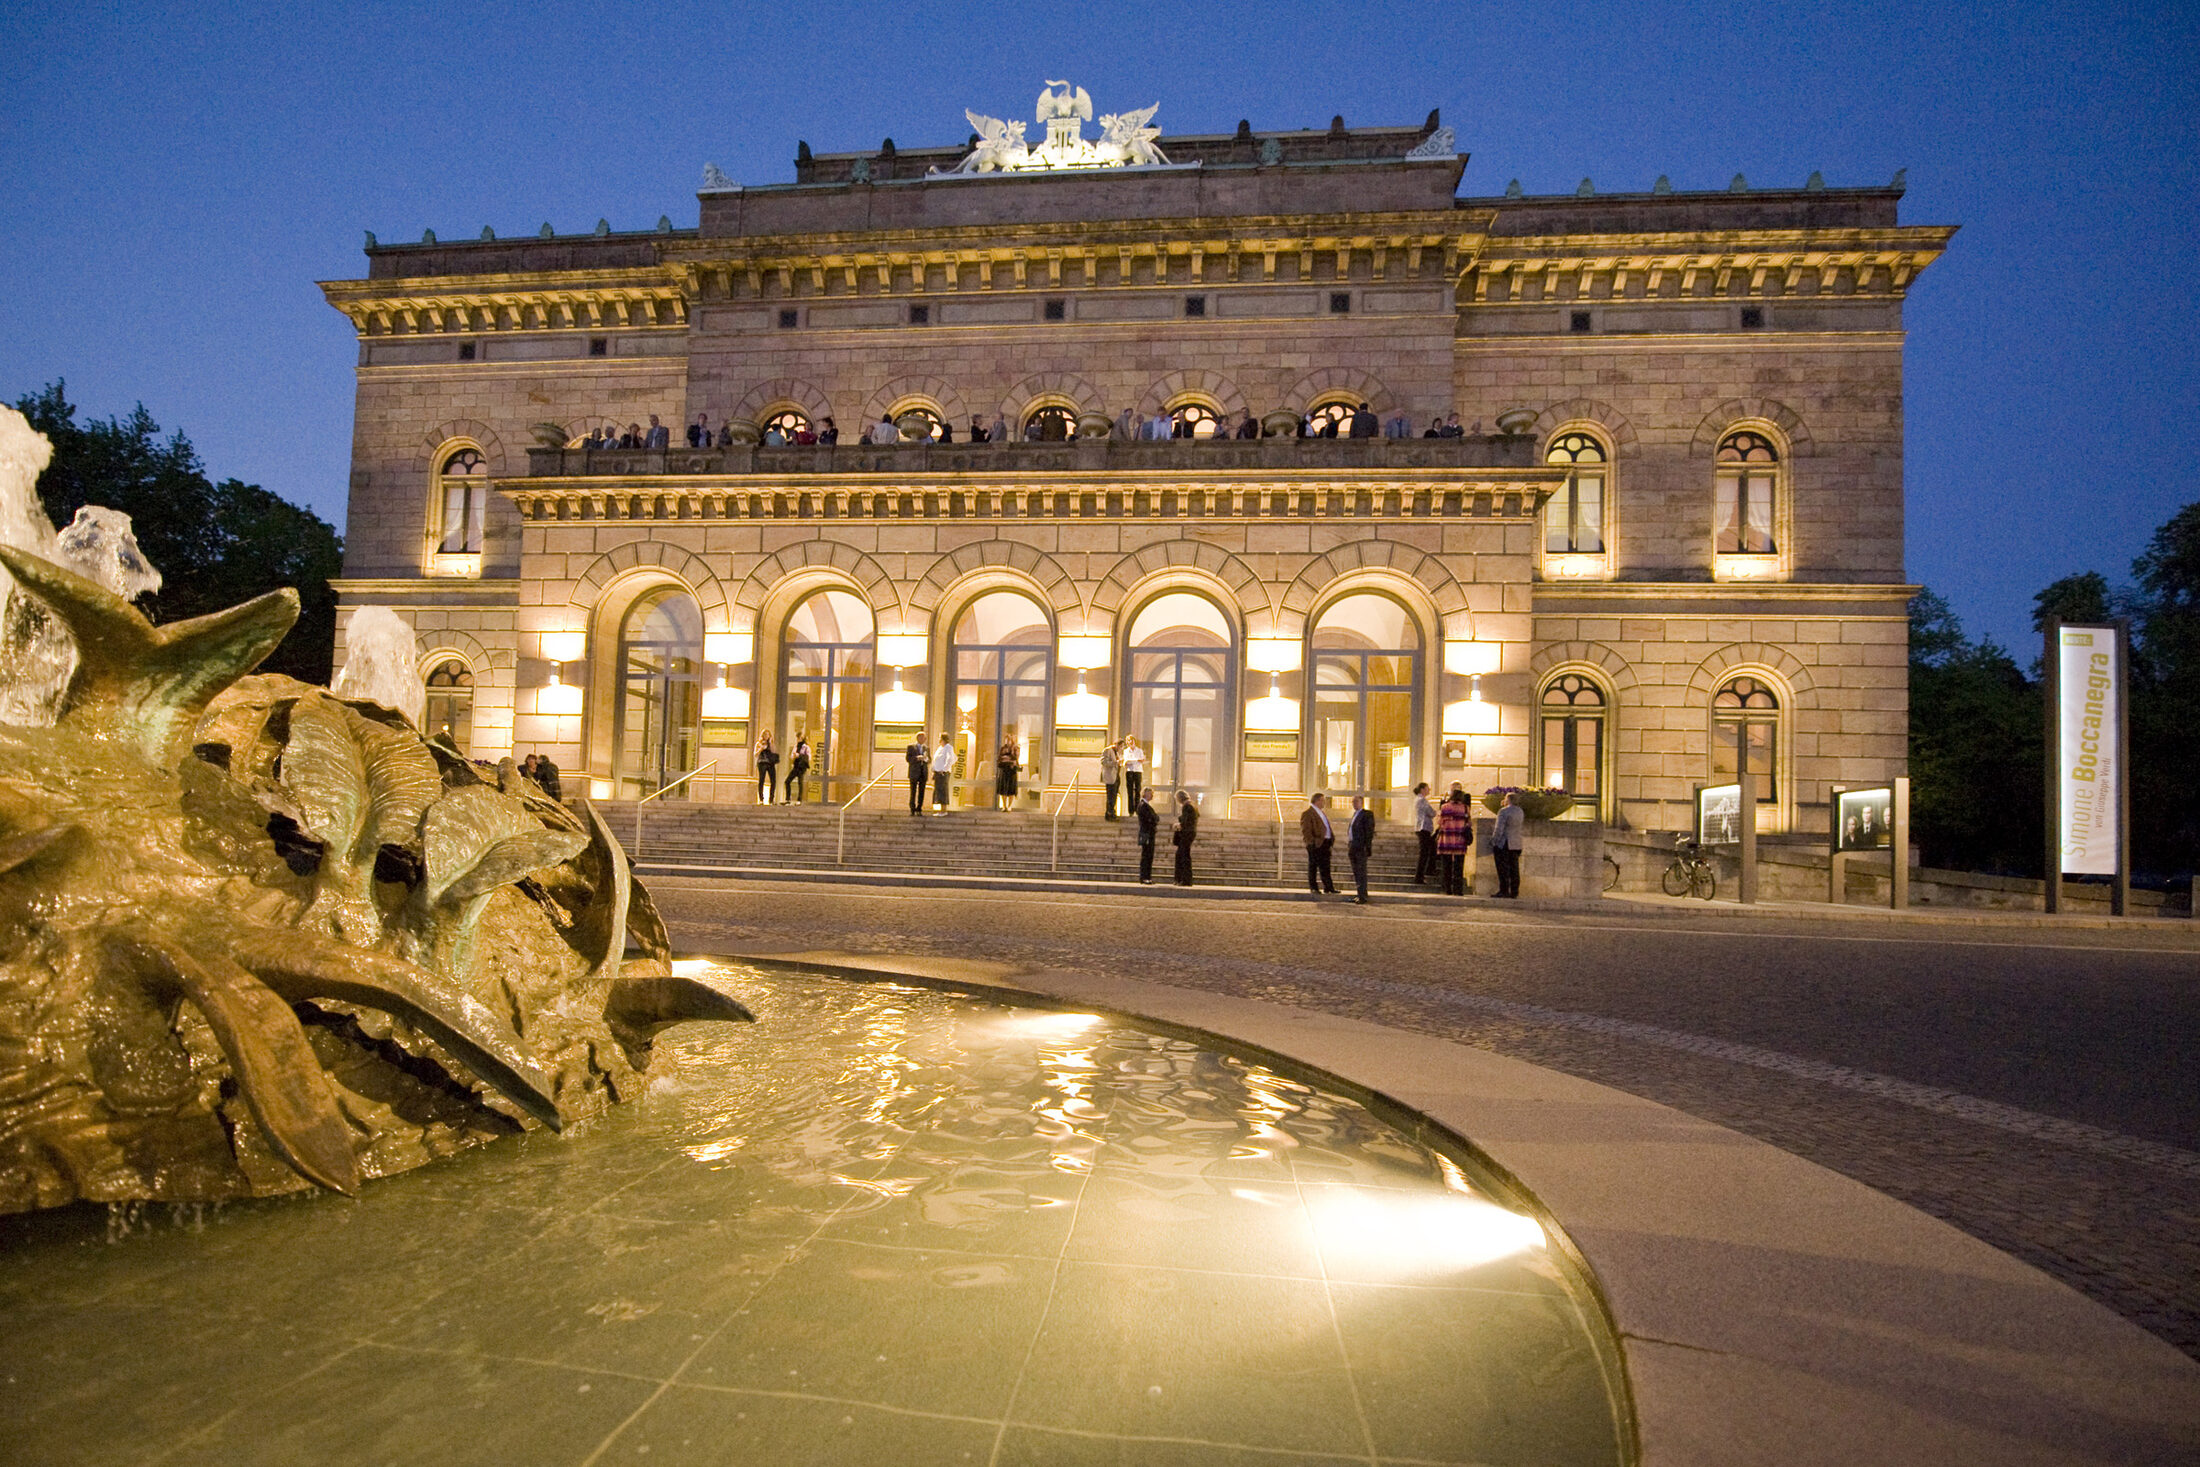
[1602,853,1622,892]
[1661,834,1718,900]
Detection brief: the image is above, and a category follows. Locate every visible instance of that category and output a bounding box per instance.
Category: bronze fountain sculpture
[0,415,748,1214]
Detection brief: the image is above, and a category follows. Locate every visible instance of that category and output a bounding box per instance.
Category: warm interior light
[1057,635,1111,670]
[876,633,928,669]
[701,684,750,719]
[1442,698,1499,735]
[703,631,753,665]
[1246,638,1301,674]
[540,631,586,663]
[1443,640,1503,677]
[589,777,613,799]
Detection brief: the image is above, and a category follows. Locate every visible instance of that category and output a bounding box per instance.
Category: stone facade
[321,112,1952,831]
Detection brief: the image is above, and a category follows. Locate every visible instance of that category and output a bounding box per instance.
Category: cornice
[331,578,522,598]
[1535,581,1917,604]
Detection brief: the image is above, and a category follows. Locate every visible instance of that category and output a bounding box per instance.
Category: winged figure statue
[1096,105,1168,166]
[953,110,1029,173]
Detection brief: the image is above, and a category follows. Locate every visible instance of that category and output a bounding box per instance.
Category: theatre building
[320,90,1952,830]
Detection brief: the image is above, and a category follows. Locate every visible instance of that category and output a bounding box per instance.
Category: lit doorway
[1311,593,1421,818]
[1125,592,1234,798]
[615,590,703,798]
[951,591,1051,807]
[781,590,876,804]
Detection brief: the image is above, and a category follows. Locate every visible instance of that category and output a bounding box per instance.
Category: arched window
[1311,593,1421,807]
[423,658,474,753]
[951,592,1051,806]
[1126,592,1234,795]
[1167,400,1223,439]
[1543,432,1607,556]
[1538,674,1606,813]
[1021,403,1076,441]
[1306,399,1357,437]
[435,447,487,555]
[780,590,875,803]
[890,404,947,442]
[1712,675,1779,809]
[616,590,703,798]
[761,408,811,443]
[1715,431,1779,555]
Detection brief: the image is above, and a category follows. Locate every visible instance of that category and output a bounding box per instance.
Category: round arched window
[435,448,487,555]
[1715,432,1781,557]
[761,409,811,443]
[1306,400,1357,437]
[1168,401,1223,439]
[1538,674,1606,806]
[423,658,474,751]
[1542,432,1608,556]
[1022,404,1076,441]
[1712,675,1779,803]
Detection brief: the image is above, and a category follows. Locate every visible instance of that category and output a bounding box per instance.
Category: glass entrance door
[1309,594,1422,819]
[1130,649,1228,795]
[616,592,703,799]
[781,590,876,804]
[951,592,1053,807]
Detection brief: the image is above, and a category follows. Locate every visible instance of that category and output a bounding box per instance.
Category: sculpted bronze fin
[0,545,298,766]
[605,974,756,1042]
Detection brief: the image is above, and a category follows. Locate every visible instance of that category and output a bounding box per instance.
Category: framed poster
[1697,783,1742,846]
[872,722,923,754]
[1835,787,1894,853]
[1244,731,1299,763]
[1054,727,1107,757]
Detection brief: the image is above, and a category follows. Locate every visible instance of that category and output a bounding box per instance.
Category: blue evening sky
[2,1,2192,651]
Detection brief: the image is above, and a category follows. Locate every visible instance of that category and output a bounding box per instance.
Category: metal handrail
[1050,772,1083,872]
[1270,777,1286,881]
[837,764,900,865]
[632,761,717,859]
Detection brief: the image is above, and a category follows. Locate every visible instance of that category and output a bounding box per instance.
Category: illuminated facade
[321,100,1952,828]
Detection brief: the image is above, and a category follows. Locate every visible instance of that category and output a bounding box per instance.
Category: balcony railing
[523,433,1538,480]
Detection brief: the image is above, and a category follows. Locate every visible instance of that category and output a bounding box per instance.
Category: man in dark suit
[1135,787,1159,883]
[1346,794,1375,904]
[904,736,929,816]
[1299,792,1338,897]
[1171,789,1198,886]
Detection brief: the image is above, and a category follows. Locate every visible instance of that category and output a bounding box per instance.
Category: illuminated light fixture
[1442,698,1499,736]
[956,686,979,713]
[537,666,583,716]
[1057,634,1111,670]
[1246,637,1301,674]
[876,633,928,669]
[589,777,613,799]
[1714,555,1779,580]
[1056,666,1108,727]
[1245,664,1300,731]
[701,683,750,719]
[1442,640,1503,677]
[875,672,925,725]
[1544,554,1604,578]
[539,630,586,663]
[1304,1188,1544,1281]
[703,631,753,665]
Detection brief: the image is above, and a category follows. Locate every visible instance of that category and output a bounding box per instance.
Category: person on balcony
[1348,402,1379,438]
[818,416,839,445]
[644,415,670,449]
[969,415,989,443]
[1234,411,1260,440]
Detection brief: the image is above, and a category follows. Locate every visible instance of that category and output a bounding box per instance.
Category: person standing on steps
[1121,735,1145,812]
[1134,786,1158,883]
[995,734,1020,812]
[904,734,929,816]
[1099,739,1122,821]
[1411,782,1436,885]
[1171,789,1198,886]
[786,732,811,804]
[1436,788,1470,896]
[753,732,779,805]
[1300,792,1338,897]
[1491,790,1526,899]
[1346,794,1375,904]
[930,734,955,812]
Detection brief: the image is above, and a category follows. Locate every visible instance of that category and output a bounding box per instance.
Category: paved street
[652,879,2200,1360]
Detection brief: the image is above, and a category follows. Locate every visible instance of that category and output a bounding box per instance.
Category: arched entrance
[950,591,1052,807]
[1125,592,1234,797]
[615,590,702,798]
[780,590,876,804]
[1310,593,1422,814]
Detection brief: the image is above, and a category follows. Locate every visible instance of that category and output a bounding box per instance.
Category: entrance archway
[780,590,876,803]
[1125,592,1234,797]
[1310,593,1422,815]
[615,590,702,798]
[949,591,1052,807]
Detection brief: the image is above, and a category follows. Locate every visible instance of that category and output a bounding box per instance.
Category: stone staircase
[597,799,1436,892]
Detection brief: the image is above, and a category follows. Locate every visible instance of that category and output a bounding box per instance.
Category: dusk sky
[3,0,2193,651]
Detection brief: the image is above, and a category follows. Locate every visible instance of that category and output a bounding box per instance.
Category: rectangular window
[1715,470,1776,554]
[1569,311,1592,333]
[438,484,484,555]
[1712,720,1777,800]
[1543,472,1605,554]
[1184,295,1206,317]
[908,303,930,325]
[588,337,608,356]
[1740,306,1765,329]
[777,308,799,329]
[457,340,477,360]
[1329,292,1352,314]
[1043,298,1066,321]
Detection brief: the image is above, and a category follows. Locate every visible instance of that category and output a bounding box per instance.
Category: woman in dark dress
[786,733,811,803]
[1171,789,1198,885]
[754,733,779,805]
[995,736,1020,811]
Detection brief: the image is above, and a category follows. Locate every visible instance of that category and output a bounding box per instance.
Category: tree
[2128,503,2200,882]
[1907,590,2042,874]
[2031,571,2113,633]
[12,381,342,682]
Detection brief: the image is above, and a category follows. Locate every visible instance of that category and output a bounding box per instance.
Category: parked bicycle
[1661,833,1718,900]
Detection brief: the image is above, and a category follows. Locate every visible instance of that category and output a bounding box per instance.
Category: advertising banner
[1697,783,1742,845]
[1835,787,1894,853]
[2056,626,2121,876]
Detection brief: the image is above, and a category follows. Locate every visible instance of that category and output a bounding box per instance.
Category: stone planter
[1076,411,1115,439]
[1483,789,1574,821]
[1262,409,1303,438]
[721,416,761,446]
[1495,407,1539,436]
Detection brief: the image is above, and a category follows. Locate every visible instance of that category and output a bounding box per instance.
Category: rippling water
[0,964,1627,1466]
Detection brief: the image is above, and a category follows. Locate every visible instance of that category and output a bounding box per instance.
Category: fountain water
[330,604,425,726]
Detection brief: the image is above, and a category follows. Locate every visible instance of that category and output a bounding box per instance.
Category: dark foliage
[13,381,342,682]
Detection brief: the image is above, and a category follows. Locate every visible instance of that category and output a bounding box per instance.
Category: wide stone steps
[595,802,1434,890]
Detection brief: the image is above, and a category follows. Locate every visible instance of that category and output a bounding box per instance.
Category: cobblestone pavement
[652,879,2200,1360]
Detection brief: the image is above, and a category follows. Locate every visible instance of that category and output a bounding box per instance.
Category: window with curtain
[1543,432,1607,555]
[1714,431,1779,555]
[435,448,487,555]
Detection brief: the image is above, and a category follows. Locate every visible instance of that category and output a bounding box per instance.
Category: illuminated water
[0,965,1628,1466]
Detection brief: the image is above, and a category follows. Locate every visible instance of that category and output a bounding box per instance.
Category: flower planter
[1482,788,1575,821]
